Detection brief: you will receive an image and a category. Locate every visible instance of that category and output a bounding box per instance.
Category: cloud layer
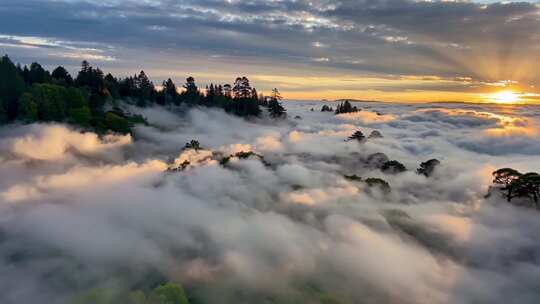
[1,101,540,303]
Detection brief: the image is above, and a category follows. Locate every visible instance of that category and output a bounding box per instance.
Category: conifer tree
[268,88,286,118]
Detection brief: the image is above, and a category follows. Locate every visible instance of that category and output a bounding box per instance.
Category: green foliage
[73,283,189,304]
[129,290,148,304]
[17,92,38,122]
[69,106,92,127]
[151,283,189,304]
[344,174,362,181]
[319,294,349,304]
[1,55,281,134]
[365,177,391,194]
[128,114,148,126]
[30,83,67,121]
[103,112,132,134]
[381,160,407,174]
[74,288,120,304]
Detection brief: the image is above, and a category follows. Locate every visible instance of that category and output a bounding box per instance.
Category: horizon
[1,0,540,104]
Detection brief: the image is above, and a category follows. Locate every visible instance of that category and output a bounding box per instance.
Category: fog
[1,101,539,303]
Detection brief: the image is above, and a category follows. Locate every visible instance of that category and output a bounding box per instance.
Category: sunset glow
[491,91,520,104]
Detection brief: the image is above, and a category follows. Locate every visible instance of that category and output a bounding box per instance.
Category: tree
[30,83,68,121]
[381,160,407,174]
[368,130,383,139]
[335,100,358,114]
[492,168,540,209]
[28,62,51,85]
[511,172,540,209]
[17,92,38,122]
[0,55,26,119]
[0,98,7,124]
[51,66,73,86]
[223,84,232,98]
[417,159,440,177]
[103,112,131,134]
[347,130,365,142]
[232,76,252,99]
[365,177,391,194]
[162,78,178,105]
[366,152,389,169]
[181,76,201,104]
[321,105,333,112]
[258,92,267,106]
[136,70,155,106]
[184,140,201,150]
[150,283,189,304]
[268,88,286,118]
[104,73,120,99]
[492,168,523,202]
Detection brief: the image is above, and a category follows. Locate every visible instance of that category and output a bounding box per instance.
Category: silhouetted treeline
[335,100,359,114]
[0,55,284,134]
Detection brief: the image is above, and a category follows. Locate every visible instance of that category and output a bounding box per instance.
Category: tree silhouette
[335,100,358,114]
[268,88,286,118]
[492,168,523,202]
[347,130,365,142]
[51,66,73,86]
[417,159,440,177]
[381,160,407,174]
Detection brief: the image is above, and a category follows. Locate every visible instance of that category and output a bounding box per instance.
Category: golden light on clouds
[491,91,520,104]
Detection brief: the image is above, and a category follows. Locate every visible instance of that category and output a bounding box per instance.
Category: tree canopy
[335,100,358,114]
[492,168,540,209]
[0,55,283,133]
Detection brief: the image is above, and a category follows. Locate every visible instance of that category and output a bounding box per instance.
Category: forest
[0,55,286,134]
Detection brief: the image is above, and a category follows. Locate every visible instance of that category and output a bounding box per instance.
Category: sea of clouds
[1,101,540,303]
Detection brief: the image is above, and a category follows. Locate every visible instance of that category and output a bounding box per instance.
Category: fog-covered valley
[1,101,540,304]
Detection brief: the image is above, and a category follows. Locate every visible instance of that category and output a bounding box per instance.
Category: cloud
[3,124,131,161]
[1,0,539,95]
[1,101,540,303]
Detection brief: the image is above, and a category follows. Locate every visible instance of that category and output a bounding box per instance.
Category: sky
[1,100,540,303]
[1,0,540,103]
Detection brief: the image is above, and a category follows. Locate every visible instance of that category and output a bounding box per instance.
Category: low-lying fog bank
[1,101,539,304]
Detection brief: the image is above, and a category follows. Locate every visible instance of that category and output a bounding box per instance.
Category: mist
[1,101,540,303]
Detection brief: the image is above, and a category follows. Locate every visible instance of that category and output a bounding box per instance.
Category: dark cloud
[1,0,539,91]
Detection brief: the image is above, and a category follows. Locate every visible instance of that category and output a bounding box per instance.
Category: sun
[492,91,519,104]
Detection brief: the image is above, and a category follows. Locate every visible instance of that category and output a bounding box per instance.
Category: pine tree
[0,55,26,119]
[51,66,73,86]
[267,88,286,118]
[28,62,51,85]
[136,70,154,106]
[181,76,201,104]
[161,78,178,105]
